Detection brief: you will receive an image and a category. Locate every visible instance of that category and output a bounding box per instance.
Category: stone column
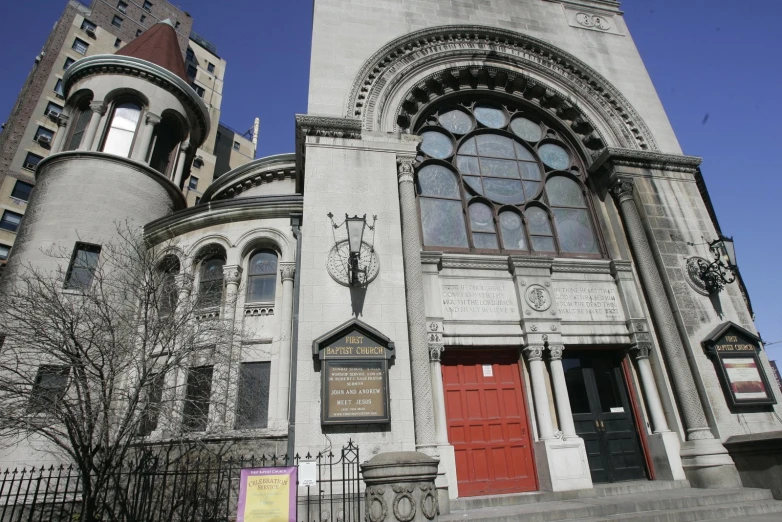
[610,178,713,441]
[396,154,437,456]
[275,262,296,423]
[429,342,449,446]
[361,452,440,522]
[631,343,670,433]
[212,264,241,429]
[51,114,69,152]
[132,112,161,163]
[548,345,577,439]
[524,345,555,440]
[173,141,191,187]
[81,101,106,151]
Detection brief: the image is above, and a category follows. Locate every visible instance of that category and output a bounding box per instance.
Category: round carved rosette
[326,240,380,287]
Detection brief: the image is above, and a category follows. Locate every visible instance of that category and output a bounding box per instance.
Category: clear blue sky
[1,1,780,360]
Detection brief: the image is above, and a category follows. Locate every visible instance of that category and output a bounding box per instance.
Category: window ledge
[10,197,28,206]
[244,303,274,317]
[195,306,220,320]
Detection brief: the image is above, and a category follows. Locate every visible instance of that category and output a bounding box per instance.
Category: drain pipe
[286,213,302,461]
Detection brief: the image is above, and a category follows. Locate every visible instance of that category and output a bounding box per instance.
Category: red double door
[442,349,537,496]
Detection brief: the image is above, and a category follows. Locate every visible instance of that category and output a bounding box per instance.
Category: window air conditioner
[47,111,61,122]
[24,162,37,171]
[37,135,52,146]
[85,27,96,38]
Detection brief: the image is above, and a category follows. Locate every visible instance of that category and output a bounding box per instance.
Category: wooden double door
[563,350,647,483]
[442,350,537,497]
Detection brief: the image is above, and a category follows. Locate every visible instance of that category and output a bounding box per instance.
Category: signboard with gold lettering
[703,322,776,407]
[237,467,296,522]
[313,319,394,425]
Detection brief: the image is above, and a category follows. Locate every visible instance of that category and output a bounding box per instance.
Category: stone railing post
[362,452,440,522]
[396,154,437,456]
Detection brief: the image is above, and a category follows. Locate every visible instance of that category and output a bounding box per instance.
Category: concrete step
[441,486,782,522]
[450,480,692,512]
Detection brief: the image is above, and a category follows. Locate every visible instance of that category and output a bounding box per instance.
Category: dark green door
[563,350,647,483]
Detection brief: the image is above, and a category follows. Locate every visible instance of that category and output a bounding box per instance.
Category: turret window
[246,250,277,303]
[197,254,225,309]
[102,102,141,158]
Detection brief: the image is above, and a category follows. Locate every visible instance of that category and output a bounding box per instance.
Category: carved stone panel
[441,279,519,322]
[553,282,625,322]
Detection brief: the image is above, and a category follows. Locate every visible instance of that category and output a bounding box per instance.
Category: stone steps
[441,482,782,522]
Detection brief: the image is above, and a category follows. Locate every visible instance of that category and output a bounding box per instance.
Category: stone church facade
[2,0,782,510]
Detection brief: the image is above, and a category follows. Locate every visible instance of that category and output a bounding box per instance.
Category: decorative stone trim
[523,345,545,361]
[203,154,296,202]
[295,115,363,188]
[509,255,554,273]
[549,344,565,361]
[56,114,69,127]
[397,154,415,184]
[543,0,622,14]
[590,147,702,178]
[195,308,220,320]
[145,113,162,126]
[610,259,633,275]
[427,320,444,362]
[419,251,442,268]
[441,254,509,270]
[89,101,107,115]
[244,305,274,317]
[345,25,656,151]
[552,258,612,274]
[223,264,242,285]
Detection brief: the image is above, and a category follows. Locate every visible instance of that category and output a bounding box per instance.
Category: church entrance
[442,349,537,496]
[563,350,647,483]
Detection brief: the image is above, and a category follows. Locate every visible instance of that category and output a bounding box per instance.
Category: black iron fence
[0,441,361,522]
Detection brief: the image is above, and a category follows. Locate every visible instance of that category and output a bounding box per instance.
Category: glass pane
[547,176,586,207]
[102,129,135,157]
[420,198,468,248]
[474,104,508,128]
[235,362,271,429]
[518,161,541,181]
[438,109,473,134]
[456,155,480,175]
[463,176,483,195]
[523,181,541,199]
[553,208,599,253]
[458,137,477,155]
[473,232,498,249]
[563,358,591,414]
[594,363,623,413]
[526,206,552,235]
[247,274,276,302]
[483,178,525,205]
[475,134,515,159]
[531,236,556,252]
[469,202,495,232]
[538,143,570,170]
[198,280,223,308]
[513,141,536,161]
[479,157,519,178]
[112,103,141,131]
[67,109,92,151]
[418,165,461,198]
[510,117,543,142]
[249,250,278,275]
[201,258,224,282]
[183,366,213,432]
[420,131,454,159]
[499,211,527,250]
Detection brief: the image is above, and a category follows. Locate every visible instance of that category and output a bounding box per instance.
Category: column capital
[523,345,545,362]
[145,112,162,126]
[549,344,565,360]
[609,177,635,203]
[56,113,69,127]
[631,343,652,360]
[223,264,242,285]
[279,262,296,282]
[180,140,192,153]
[429,343,444,362]
[396,154,416,184]
[89,101,107,115]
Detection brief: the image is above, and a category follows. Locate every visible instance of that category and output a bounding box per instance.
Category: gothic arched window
[415,100,601,256]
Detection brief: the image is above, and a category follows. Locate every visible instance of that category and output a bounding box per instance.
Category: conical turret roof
[115,20,187,81]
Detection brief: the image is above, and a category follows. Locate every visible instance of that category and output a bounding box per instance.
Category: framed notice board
[703,322,777,407]
[313,319,395,425]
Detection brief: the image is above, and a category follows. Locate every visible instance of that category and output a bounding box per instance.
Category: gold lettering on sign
[327,363,385,419]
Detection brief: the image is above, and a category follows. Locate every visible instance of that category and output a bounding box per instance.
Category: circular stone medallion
[525,284,551,311]
[326,240,380,287]
[685,256,710,295]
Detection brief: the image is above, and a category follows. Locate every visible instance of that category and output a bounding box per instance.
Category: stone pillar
[211,264,241,429]
[173,141,191,187]
[610,177,739,487]
[275,262,295,423]
[631,344,669,434]
[361,452,440,522]
[524,345,555,440]
[396,155,437,456]
[132,112,161,163]
[51,114,69,152]
[81,101,106,151]
[548,345,577,439]
[429,343,449,446]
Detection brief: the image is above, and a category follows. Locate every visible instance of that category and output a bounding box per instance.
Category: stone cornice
[551,258,613,274]
[542,0,622,14]
[589,147,702,177]
[144,195,303,245]
[201,153,296,203]
[63,55,210,149]
[294,114,363,192]
[440,254,509,270]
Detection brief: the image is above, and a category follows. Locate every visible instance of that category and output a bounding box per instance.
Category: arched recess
[235,228,294,264]
[345,25,657,153]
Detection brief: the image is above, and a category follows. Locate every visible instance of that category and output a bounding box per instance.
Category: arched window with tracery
[415,100,601,256]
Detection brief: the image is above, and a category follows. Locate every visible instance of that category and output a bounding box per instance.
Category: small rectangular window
[182,366,213,432]
[45,101,63,119]
[136,29,142,37]
[80,19,96,33]
[235,362,271,429]
[117,1,127,13]
[175,21,181,29]
[11,181,34,202]
[54,79,64,97]
[72,38,89,55]
[0,244,11,261]
[0,211,22,233]
[64,242,101,290]
[34,126,54,145]
[23,152,44,171]
[207,62,215,74]
[192,84,205,98]
[140,14,146,23]
[215,131,222,142]
[112,15,123,28]
[187,64,197,78]
[188,176,199,190]
[194,196,201,205]
[186,48,195,61]
[142,1,153,12]
[63,57,75,70]
[233,141,240,151]
[138,373,164,436]
[29,366,70,414]
[114,38,122,48]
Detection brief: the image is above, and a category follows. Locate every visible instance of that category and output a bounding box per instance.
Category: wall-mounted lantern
[327,213,378,287]
[696,235,737,294]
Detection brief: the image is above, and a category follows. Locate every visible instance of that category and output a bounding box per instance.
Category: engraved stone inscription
[553,283,624,322]
[441,280,518,321]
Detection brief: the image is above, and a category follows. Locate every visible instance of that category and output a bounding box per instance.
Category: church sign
[703,322,776,407]
[313,319,394,425]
